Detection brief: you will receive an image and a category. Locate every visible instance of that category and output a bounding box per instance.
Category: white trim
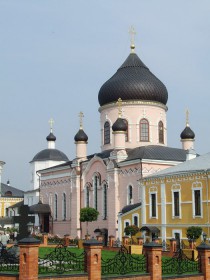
[132,213,139,227]
[192,182,203,218]
[149,188,158,219]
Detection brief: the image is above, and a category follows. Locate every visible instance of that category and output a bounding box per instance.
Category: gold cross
[129,26,136,53]
[117,98,122,118]
[48,118,54,133]
[186,109,189,126]
[79,111,84,129]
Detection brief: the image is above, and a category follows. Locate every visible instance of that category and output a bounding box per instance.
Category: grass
[39,246,117,259]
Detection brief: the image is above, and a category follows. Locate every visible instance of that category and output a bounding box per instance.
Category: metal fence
[0,244,19,273]
[38,244,86,275]
[101,245,147,275]
[162,248,200,275]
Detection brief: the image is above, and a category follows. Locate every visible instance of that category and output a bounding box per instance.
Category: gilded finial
[79,111,84,129]
[48,118,54,133]
[186,109,189,127]
[129,26,136,53]
[117,98,122,118]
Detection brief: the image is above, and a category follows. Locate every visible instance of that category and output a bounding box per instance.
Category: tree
[124,225,139,244]
[186,226,202,240]
[80,207,99,235]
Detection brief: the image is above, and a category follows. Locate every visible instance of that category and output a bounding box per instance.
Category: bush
[124,225,139,237]
[186,226,202,240]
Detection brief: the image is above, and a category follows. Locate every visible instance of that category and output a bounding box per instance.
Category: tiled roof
[125,145,187,162]
[98,53,168,106]
[31,148,69,162]
[1,183,24,198]
[143,152,210,179]
[121,202,141,214]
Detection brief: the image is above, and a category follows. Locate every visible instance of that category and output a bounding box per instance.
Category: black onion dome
[74,129,88,142]
[46,132,56,141]
[180,126,195,140]
[112,118,127,132]
[98,53,168,106]
[31,149,69,162]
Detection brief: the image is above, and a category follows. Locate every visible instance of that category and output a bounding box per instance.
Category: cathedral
[30,37,196,242]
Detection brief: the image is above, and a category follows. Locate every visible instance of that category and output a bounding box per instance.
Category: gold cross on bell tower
[186,109,189,127]
[117,98,122,118]
[79,111,84,129]
[129,26,136,53]
[48,118,54,133]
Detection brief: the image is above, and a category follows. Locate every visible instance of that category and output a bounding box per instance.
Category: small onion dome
[112,118,127,132]
[180,126,195,140]
[74,129,88,142]
[46,132,56,141]
[98,53,168,106]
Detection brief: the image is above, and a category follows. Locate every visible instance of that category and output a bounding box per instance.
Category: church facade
[34,40,195,240]
[119,151,210,243]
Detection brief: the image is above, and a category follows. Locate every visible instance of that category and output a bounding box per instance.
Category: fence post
[18,235,40,280]
[83,239,103,280]
[64,234,70,246]
[122,236,129,245]
[170,238,177,254]
[143,242,162,280]
[42,233,48,246]
[197,242,210,280]
[109,235,115,247]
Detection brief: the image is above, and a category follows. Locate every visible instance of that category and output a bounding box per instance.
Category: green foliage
[80,207,99,222]
[186,226,202,240]
[124,225,139,237]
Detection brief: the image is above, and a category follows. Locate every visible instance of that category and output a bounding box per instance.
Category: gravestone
[13,205,35,240]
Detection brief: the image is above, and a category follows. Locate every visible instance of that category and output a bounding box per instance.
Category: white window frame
[149,191,158,219]
[132,213,139,227]
[127,185,133,205]
[171,185,181,219]
[192,183,203,218]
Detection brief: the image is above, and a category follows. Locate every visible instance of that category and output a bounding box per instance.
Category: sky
[0,0,210,191]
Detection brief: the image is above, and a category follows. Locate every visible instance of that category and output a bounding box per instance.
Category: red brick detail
[144,245,162,280]
[42,234,48,246]
[64,235,70,247]
[84,244,103,280]
[170,239,177,254]
[197,247,210,280]
[122,236,129,245]
[19,243,40,280]
[109,235,115,247]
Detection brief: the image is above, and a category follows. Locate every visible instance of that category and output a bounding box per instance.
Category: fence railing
[162,248,200,275]
[101,245,147,275]
[0,244,19,273]
[38,243,86,275]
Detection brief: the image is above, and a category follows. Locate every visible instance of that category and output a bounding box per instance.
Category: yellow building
[119,152,210,243]
[0,182,24,217]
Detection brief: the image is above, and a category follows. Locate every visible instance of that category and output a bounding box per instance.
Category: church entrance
[43,215,49,233]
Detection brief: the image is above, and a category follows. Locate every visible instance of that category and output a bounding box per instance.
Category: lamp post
[203,232,207,243]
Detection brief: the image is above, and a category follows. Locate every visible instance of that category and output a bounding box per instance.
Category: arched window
[93,173,101,210]
[158,121,164,144]
[134,216,138,226]
[86,185,90,207]
[140,118,149,142]
[63,193,66,220]
[54,194,58,220]
[123,119,129,142]
[128,185,133,205]
[103,183,108,219]
[104,121,110,144]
